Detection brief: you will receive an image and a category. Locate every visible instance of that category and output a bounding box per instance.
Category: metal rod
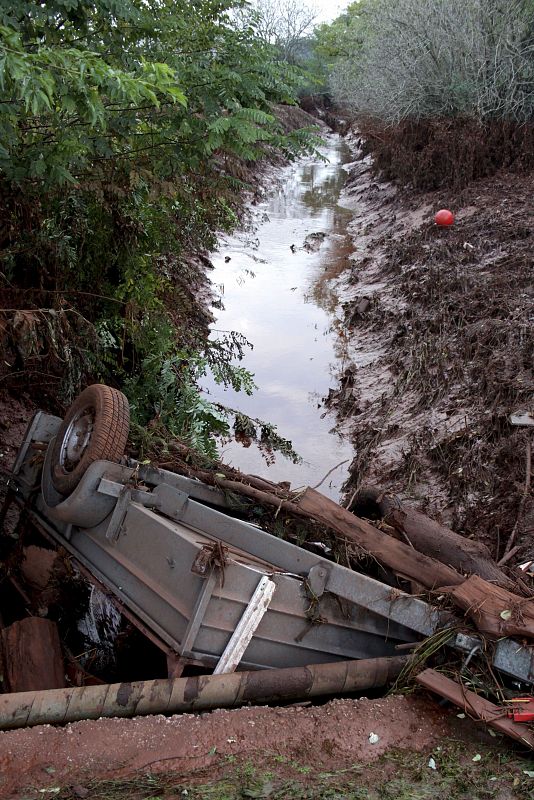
[0,656,409,730]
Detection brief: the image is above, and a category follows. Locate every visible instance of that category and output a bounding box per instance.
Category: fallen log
[214,477,303,520]
[167,442,292,499]
[354,487,515,591]
[445,574,534,639]
[295,490,534,637]
[295,487,464,590]
[216,478,465,590]
[417,668,534,750]
[212,478,534,638]
[170,451,515,591]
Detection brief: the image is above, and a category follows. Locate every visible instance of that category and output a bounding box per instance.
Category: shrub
[331,0,534,124]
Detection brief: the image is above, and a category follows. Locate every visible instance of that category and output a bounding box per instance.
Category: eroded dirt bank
[329,137,534,561]
[0,694,511,798]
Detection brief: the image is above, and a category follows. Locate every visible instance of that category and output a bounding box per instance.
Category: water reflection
[203,135,355,499]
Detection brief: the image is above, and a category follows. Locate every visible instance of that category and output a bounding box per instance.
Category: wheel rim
[58,406,94,472]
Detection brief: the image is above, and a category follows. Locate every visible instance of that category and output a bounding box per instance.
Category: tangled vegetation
[52,743,534,800]
[0,0,319,457]
[329,0,534,123]
[313,0,534,187]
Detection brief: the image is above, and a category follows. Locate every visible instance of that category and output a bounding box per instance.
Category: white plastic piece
[213,575,276,674]
[510,411,534,427]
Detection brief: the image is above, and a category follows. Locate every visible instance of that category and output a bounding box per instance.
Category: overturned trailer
[3,385,534,728]
[9,407,442,669]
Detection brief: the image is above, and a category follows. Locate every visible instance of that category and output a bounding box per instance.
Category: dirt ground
[0,395,36,515]
[0,694,526,799]
[0,395,35,469]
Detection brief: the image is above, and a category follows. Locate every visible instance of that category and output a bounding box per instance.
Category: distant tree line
[325,0,534,123]
[309,0,534,186]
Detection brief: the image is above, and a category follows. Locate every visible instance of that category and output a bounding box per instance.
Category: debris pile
[2,393,534,753]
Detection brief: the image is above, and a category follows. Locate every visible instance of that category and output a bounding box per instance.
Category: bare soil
[357,116,534,191]
[0,396,35,469]
[0,394,36,515]
[0,694,507,798]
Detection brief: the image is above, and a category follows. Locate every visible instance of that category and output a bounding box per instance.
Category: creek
[205,133,355,500]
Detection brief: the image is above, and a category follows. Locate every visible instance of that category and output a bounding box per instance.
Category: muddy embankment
[0,694,494,798]
[329,131,534,563]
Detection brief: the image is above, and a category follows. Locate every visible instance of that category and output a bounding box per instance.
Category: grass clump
[50,741,534,800]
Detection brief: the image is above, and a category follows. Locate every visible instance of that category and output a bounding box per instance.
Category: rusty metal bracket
[180,569,218,656]
[191,542,228,578]
[104,486,132,543]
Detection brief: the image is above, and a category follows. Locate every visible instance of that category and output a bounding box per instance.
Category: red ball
[435,209,455,226]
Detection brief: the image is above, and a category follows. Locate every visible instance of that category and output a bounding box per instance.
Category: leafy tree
[313,1,374,62]
[0,0,312,185]
[0,0,318,458]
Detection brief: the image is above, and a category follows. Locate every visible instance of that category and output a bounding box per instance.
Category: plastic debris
[434,209,455,226]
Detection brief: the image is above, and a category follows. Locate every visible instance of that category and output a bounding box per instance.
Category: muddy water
[205,134,354,499]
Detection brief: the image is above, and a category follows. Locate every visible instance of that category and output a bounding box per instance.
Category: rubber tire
[51,384,130,496]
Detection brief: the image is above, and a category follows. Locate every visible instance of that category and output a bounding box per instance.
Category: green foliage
[122,316,296,462]
[312,2,374,64]
[124,331,245,460]
[232,412,301,464]
[0,0,315,185]
[276,1,377,97]
[0,22,186,184]
[0,0,319,459]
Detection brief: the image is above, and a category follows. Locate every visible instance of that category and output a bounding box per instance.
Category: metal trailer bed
[7,411,534,684]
